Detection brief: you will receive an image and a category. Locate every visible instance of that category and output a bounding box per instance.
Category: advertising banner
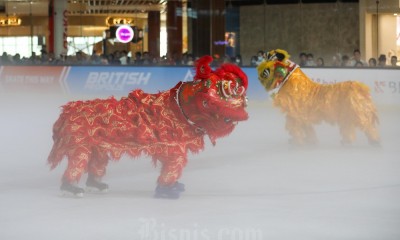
[301,68,400,105]
[64,66,195,97]
[0,66,67,94]
[0,65,398,105]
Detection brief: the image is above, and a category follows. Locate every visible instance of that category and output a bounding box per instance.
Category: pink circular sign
[115,25,134,43]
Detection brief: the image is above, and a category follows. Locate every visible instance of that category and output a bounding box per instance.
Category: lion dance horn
[194,55,213,80]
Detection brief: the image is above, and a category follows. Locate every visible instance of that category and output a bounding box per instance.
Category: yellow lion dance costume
[257,49,380,146]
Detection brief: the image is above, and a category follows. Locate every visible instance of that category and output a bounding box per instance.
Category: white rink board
[302,68,400,106]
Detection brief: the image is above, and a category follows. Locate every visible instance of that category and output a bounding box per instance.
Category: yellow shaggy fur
[257,49,380,145]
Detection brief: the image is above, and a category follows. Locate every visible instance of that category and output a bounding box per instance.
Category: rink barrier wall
[0,65,399,105]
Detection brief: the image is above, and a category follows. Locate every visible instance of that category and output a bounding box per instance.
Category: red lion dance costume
[48,56,248,198]
[257,49,380,146]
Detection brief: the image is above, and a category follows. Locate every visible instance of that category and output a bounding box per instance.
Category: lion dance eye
[220,80,245,99]
[262,69,270,79]
[202,100,208,108]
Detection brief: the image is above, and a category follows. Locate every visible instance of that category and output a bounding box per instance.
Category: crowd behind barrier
[251,49,399,68]
[1,48,399,68]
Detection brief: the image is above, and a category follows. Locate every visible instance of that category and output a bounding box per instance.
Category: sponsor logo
[183,69,195,82]
[4,75,55,85]
[0,66,66,93]
[374,80,400,94]
[84,71,151,91]
[311,77,337,84]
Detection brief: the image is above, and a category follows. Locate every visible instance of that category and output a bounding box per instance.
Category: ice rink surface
[0,92,399,240]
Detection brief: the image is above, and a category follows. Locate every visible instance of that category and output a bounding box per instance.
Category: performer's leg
[88,148,109,178]
[157,155,187,186]
[86,148,109,192]
[304,124,317,145]
[63,146,91,183]
[364,125,380,146]
[339,122,356,145]
[155,155,187,199]
[60,146,91,196]
[285,115,306,145]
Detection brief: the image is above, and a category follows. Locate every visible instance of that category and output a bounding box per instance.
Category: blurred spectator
[331,53,342,67]
[40,50,49,64]
[350,49,367,66]
[100,54,109,65]
[160,52,177,65]
[134,51,143,65]
[368,58,377,67]
[48,52,56,64]
[250,55,258,67]
[111,51,122,65]
[354,61,364,67]
[225,33,235,58]
[119,50,128,65]
[211,54,222,67]
[29,52,37,64]
[341,55,351,67]
[316,57,325,67]
[12,53,22,64]
[306,53,316,66]
[222,55,232,64]
[0,52,10,64]
[181,52,189,65]
[233,54,243,66]
[378,54,386,67]
[298,52,307,67]
[186,54,194,66]
[89,51,101,64]
[75,51,87,64]
[107,53,117,65]
[173,52,183,65]
[142,51,152,65]
[54,53,66,65]
[390,56,398,67]
[255,50,265,66]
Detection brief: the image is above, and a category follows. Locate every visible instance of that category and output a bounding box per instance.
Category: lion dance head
[256,49,297,94]
[178,55,249,144]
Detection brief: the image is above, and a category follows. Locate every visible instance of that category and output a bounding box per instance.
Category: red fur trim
[216,63,248,89]
[47,85,205,171]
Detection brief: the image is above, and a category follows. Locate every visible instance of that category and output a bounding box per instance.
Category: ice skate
[154,182,185,199]
[86,174,109,193]
[60,181,84,198]
[174,181,185,192]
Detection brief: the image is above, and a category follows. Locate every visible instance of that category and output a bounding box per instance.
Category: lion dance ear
[194,55,213,80]
[266,49,290,62]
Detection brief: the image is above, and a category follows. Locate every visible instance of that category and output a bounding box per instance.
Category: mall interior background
[0,0,399,66]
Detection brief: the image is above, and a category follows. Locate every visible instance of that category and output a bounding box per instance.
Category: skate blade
[85,186,109,194]
[154,192,180,199]
[59,190,84,198]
